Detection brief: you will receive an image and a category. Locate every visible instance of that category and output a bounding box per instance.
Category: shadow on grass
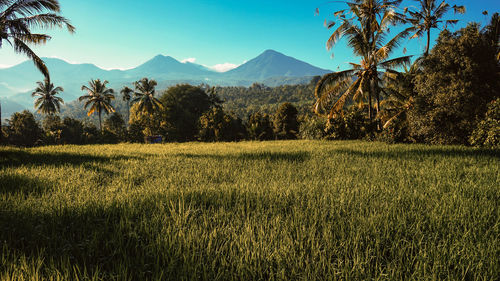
[0,149,139,168]
[0,173,53,195]
[175,151,310,163]
[0,189,302,280]
[330,147,499,160]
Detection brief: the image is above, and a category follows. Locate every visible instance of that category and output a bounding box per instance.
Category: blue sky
[0,0,498,71]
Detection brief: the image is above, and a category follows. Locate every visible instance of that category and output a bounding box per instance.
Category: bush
[469,98,500,147]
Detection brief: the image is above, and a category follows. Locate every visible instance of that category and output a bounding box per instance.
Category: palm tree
[32,78,64,115]
[0,0,75,78]
[315,0,412,123]
[132,78,163,115]
[406,0,465,56]
[379,61,420,128]
[120,86,133,125]
[79,79,115,132]
[0,0,74,141]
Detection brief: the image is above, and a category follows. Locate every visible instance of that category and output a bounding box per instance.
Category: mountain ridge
[0,50,332,116]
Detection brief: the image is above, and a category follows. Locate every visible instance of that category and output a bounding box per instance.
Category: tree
[32,78,64,115]
[79,79,115,132]
[132,78,163,115]
[120,86,133,125]
[0,0,75,78]
[159,84,215,141]
[5,110,42,147]
[408,23,500,144]
[406,0,465,56]
[315,0,412,125]
[274,103,299,140]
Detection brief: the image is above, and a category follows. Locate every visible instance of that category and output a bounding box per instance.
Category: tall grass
[1,141,498,280]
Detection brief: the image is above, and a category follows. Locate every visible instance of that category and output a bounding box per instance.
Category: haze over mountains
[0,49,331,116]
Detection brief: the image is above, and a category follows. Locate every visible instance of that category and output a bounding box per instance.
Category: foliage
[4,110,42,147]
[324,107,374,140]
[408,24,500,144]
[298,114,327,140]
[61,117,84,145]
[469,98,500,147]
[273,103,299,140]
[104,112,126,141]
[159,84,217,141]
[247,112,275,141]
[0,141,498,280]
[198,107,247,142]
[32,79,64,115]
[212,79,319,118]
[0,0,74,78]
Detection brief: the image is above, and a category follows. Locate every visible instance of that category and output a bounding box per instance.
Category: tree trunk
[425,29,431,56]
[126,101,130,127]
[99,110,102,133]
[0,101,2,143]
[368,93,373,121]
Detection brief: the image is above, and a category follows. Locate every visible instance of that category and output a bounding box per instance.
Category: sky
[0,0,498,71]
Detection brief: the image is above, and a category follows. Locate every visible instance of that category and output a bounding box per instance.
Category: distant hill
[0,50,332,117]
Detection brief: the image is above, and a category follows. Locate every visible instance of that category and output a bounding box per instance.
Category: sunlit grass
[1,141,499,280]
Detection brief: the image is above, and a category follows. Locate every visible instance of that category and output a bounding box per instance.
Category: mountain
[127,55,215,79]
[224,50,331,80]
[0,50,333,117]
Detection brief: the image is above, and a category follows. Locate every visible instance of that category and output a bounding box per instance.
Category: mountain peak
[261,49,282,55]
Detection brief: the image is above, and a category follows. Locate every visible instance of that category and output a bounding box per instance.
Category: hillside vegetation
[1,141,498,280]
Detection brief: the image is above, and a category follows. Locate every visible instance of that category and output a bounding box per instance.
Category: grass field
[0,141,499,280]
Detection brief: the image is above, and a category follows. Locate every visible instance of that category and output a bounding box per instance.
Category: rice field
[0,141,499,280]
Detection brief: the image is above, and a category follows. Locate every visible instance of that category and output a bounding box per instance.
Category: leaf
[452,5,466,14]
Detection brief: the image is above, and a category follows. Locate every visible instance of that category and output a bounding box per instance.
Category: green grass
[0,141,499,280]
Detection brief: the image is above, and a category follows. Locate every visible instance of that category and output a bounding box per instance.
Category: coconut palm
[0,0,75,78]
[32,78,64,115]
[79,79,115,132]
[406,0,465,56]
[315,0,412,123]
[132,78,163,115]
[120,86,133,125]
